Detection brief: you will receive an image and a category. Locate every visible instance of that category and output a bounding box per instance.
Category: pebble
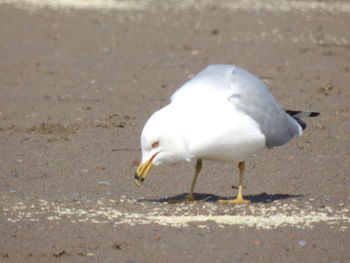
[97,181,111,186]
[298,240,307,247]
[99,47,111,54]
[323,195,331,202]
[254,240,262,246]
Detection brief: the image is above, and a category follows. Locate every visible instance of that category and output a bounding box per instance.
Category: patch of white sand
[2,198,350,230]
[0,0,149,10]
[174,0,350,13]
[1,0,350,13]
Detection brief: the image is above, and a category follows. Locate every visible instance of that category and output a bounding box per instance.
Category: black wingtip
[286,110,320,118]
[309,112,320,117]
[285,110,301,116]
[286,110,320,130]
[295,118,307,130]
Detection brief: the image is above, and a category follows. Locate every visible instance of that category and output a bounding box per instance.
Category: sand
[0,1,349,262]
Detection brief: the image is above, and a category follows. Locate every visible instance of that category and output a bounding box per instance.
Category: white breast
[183,102,266,163]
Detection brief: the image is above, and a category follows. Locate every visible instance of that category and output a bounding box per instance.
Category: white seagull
[135,65,319,204]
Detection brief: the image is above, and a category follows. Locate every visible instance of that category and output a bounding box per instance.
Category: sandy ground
[0,1,350,262]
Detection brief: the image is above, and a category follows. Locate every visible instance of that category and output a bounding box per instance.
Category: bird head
[134,105,187,186]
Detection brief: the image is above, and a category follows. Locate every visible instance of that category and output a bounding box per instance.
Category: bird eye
[152,141,159,148]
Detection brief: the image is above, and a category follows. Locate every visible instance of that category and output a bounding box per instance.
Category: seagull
[134,65,319,204]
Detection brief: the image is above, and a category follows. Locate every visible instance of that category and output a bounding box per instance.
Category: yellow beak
[134,153,158,186]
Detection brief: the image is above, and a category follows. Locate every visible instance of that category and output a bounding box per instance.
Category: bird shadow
[140,192,303,204]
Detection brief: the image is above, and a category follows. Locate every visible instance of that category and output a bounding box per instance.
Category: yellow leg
[169,159,202,203]
[185,159,202,201]
[219,161,250,205]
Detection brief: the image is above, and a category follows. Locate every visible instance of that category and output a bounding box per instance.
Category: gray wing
[171,64,302,148]
[228,66,302,148]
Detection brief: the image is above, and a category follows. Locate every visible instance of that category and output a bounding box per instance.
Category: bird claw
[168,194,197,203]
[218,198,250,205]
[184,194,196,202]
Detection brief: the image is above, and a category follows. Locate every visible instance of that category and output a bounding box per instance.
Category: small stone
[319,83,333,95]
[324,195,331,202]
[99,47,111,54]
[210,29,219,35]
[298,240,307,247]
[97,181,111,186]
[254,240,262,246]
